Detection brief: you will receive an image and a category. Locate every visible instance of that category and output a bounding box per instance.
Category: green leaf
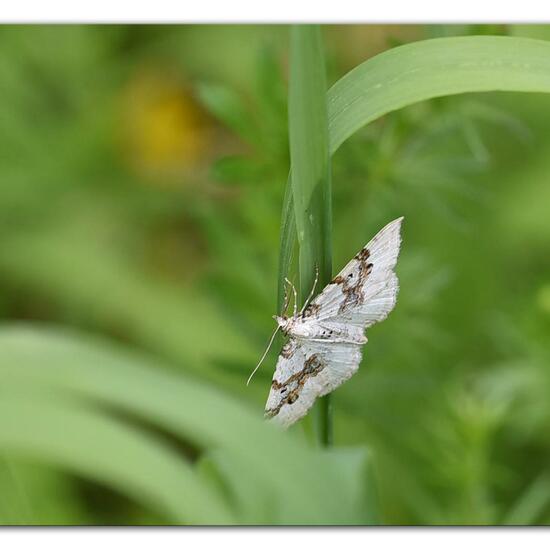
[0,460,90,525]
[503,472,550,525]
[325,447,380,525]
[328,36,550,153]
[0,393,232,524]
[0,324,367,524]
[280,35,550,297]
[288,25,332,300]
[197,449,276,524]
[277,174,296,313]
[287,25,333,446]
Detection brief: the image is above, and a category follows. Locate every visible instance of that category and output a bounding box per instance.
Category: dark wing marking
[265,338,362,428]
[308,217,402,327]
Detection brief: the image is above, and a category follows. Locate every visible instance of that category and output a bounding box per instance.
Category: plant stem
[317,394,333,447]
[287,24,333,447]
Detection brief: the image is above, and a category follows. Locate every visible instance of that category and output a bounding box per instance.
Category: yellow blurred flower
[120,66,212,183]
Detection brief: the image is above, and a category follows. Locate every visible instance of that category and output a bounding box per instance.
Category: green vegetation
[1,24,550,524]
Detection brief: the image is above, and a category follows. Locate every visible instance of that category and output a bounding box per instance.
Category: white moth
[264,217,403,428]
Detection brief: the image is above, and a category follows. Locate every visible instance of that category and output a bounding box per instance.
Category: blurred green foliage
[1,24,550,525]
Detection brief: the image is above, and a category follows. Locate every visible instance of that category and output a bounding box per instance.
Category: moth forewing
[265,217,403,428]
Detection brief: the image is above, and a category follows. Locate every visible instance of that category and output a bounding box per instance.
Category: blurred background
[1,24,550,525]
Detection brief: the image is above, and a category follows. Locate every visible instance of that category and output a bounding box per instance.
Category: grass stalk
[286,24,333,446]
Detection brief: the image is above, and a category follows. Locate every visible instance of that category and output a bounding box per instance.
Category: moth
[260,217,403,428]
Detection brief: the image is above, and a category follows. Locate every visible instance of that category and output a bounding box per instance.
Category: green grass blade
[0,324,366,524]
[288,25,332,300]
[328,36,550,154]
[287,25,333,446]
[280,36,550,291]
[503,472,550,525]
[0,393,233,524]
[277,174,296,313]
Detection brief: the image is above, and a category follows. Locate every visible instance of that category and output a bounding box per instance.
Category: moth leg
[284,277,298,317]
[300,265,319,314]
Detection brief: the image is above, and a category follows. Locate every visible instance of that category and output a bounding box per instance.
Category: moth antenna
[285,277,298,317]
[246,325,281,386]
[281,279,291,316]
[300,265,319,314]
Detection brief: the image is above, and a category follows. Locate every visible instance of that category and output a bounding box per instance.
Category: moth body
[275,315,317,339]
[276,315,366,344]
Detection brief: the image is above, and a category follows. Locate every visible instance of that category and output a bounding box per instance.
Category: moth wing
[265,338,362,428]
[265,217,403,428]
[308,217,403,327]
